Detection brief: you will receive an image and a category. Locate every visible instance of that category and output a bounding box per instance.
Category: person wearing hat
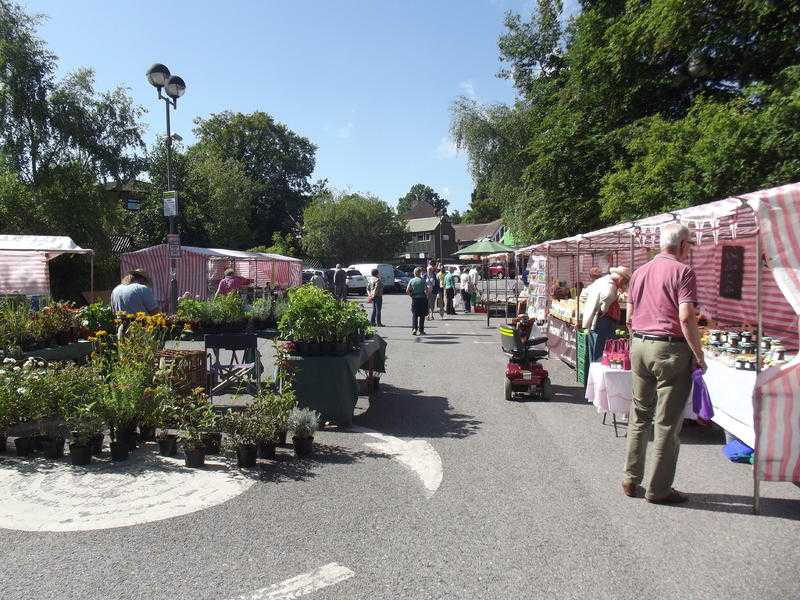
[111,269,159,316]
[581,265,631,362]
[216,268,251,297]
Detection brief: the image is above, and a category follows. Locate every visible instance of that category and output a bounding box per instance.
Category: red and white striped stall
[119,245,302,308]
[0,235,94,298]
[515,182,800,511]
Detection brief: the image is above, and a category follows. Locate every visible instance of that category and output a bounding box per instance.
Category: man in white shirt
[581,266,630,361]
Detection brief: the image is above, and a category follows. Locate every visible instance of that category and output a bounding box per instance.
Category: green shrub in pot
[175,387,216,467]
[287,407,319,457]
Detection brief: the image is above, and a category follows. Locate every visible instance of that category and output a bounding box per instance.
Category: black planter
[292,435,314,457]
[0,433,6,453]
[41,436,65,459]
[320,341,334,355]
[117,426,137,451]
[277,428,288,446]
[257,440,276,460]
[237,444,257,467]
[139,425,156,442]
[157,435,178,457]
[69,443,92,466]
[335,342,349,356]
[202,432,222,454]
[184,446,205,468]
[110,441,129,462]
[14,436,34,457]
[32,434,48,452]
[294,341,308,355]
[90,433,104,456]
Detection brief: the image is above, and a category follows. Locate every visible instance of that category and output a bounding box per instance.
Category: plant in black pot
[65,402,103,466]
[222,409,258,468]
[100,364,144,462]
[175,387,216,468]
[287,407,319,458]
[150,384,179,457]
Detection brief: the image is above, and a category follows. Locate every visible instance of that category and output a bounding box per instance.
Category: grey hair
[414,267,422,276]
[660,222,690,251]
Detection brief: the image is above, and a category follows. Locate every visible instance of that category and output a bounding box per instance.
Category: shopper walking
[460,266,473,312]
[367,268,384,327]
[444,266,457,315]
[333,264,347,300]
[407,267,428,335]
[425,266,437,320]
[581,266,631,361]
[436,265,446,319]
[623,223,705,505]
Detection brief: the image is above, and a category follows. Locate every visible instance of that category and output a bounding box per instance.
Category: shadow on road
[259,443,388,483]
[672,492,800,521]
[354,384,481,439]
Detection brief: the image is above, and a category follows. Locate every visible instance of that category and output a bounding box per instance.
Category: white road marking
[232,563,354,600]
[0,452,255,532]
[353,427,443,498]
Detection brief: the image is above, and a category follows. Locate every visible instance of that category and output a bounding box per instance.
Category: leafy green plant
[101,363,148,440]
[287,407,319,439]
[174,387,217,450]
[64,401,104,446]
[221,409,259,450]
[79,301,116,335]
[249,297,272,323]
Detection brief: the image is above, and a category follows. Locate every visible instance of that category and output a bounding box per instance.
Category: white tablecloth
[705,355,756,448]
[585,362,695,419]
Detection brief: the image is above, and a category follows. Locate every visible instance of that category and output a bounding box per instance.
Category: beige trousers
[624,337,692,499]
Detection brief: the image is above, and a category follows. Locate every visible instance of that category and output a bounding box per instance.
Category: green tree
[302,191,407,263]
[396,183,448,215]
[462,186,502,223]
[249,231,301,258]
[192,111,316,245]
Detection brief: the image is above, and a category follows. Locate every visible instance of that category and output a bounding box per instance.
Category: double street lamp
[146,63,186,313]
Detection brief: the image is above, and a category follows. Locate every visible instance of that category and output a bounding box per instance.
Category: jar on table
[738,341,755,353]
[735,358,745,370]
[725,347,741,367]
[771,344,786,363]
[728,332,741,346]
[709,330,722,343]
[761,337,772,351]
[740,331,754,343]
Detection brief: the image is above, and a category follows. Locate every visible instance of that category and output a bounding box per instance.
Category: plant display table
[22,340,95,363]
[283,335,387,426]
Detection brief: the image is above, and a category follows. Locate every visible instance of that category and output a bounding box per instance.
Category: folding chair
[205,333,262,400]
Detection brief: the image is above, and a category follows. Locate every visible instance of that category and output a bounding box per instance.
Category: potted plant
[287,407,319,458]
[222,409,258,468]
[100,365,143,462]
[65,402,103,466]
[150,384,179,456]
[175,387,216,468]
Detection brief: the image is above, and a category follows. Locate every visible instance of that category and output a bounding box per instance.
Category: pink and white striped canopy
[0,235,93,296]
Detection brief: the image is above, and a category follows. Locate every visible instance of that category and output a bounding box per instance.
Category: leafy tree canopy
[302,190,407,264]
[453,0,800,244]
[397,183,448,216]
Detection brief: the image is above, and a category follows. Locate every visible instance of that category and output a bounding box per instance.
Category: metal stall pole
[753,225,762,515]
[505,253,510,323]
[576,239,581,374]
[629,224,636,271]
[90,252,94,300]
[486,256,490,328]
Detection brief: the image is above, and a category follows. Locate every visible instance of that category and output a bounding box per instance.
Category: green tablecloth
[284,335,387,425]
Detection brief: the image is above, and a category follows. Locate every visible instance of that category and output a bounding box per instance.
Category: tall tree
[192,111,316,246]
[302,191,407,263]
[397,183,449,215]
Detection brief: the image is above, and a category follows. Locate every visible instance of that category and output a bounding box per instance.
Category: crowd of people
[405,261,479,336]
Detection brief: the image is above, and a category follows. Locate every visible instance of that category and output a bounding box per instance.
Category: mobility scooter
[499,321,552,401]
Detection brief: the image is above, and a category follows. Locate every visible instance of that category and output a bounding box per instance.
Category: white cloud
[337,121,354,139]
[436,136,459,159]
[459,79,476,98]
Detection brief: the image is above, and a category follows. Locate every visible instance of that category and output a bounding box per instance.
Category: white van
[348,263,396,292]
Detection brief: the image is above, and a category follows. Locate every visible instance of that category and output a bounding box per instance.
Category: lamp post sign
[167,233,181,259]
[163,190,177,217]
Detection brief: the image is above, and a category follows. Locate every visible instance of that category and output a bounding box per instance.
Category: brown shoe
[622,481,641,497]
[646,489,689,505]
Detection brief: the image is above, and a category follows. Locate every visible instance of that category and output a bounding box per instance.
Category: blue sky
[24,0,578,213]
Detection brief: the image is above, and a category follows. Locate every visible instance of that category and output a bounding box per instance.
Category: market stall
[515,182,800,510]
[120,245,302,309]
[0,235,94,299]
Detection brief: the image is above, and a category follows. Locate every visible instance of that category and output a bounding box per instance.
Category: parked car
[348,263,395,292]
[394,269,410,291]
[345,269,367,294]
[488,263,515,279]
[302,269,328,287]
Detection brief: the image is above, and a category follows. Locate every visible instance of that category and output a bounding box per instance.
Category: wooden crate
[158,348,207,393]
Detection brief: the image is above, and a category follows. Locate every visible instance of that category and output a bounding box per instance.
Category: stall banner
[753,183,800,483]
[0,252,50,296]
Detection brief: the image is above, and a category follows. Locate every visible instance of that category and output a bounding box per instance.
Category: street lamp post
[146,63,186,314]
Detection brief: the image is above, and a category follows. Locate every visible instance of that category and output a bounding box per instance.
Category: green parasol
[453,239,515,256]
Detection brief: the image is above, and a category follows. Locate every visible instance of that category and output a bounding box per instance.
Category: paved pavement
[1,295,799,599]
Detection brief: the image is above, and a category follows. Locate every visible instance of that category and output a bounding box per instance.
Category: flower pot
[138,425,156,442]
[157,435,178,457]
[292,435,314,457]
[320,341,334,355]
[69,443,92,466]
[237,444,257,467]
[184,446,205,468]
[117,426,137,451]
[41,435,65,459]
[202,432,222,454]
[32,434,48,452]
[110,441,129,462]
[90,433,104,456]
[307,342,320,356]
[335,342,349,356]
[0,433,6,453]
[277,428,288,446]
[14,436,34,457]
[257,440,276,459]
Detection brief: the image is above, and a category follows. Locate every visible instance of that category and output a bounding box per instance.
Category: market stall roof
[514,190,773,257]
[176,246,302,262]
[0,235,93,256]
[454,239,515,256]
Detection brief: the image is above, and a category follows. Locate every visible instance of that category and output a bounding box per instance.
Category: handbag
[602,338,630,370]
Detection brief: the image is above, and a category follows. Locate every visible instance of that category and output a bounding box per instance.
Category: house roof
[406,217,442,233]
[453,219,503,242]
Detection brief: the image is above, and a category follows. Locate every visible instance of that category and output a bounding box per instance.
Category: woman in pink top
[216,268,251,296]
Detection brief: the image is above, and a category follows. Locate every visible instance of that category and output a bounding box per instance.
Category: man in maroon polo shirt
[623,223,706,504]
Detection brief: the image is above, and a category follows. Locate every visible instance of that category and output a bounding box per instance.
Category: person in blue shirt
[444,267,457,315]
[406,267,428,335]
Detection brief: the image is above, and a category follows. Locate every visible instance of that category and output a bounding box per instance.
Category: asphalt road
[1,295,799,600]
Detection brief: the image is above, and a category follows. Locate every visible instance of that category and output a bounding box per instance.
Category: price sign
[719,245,744,300]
